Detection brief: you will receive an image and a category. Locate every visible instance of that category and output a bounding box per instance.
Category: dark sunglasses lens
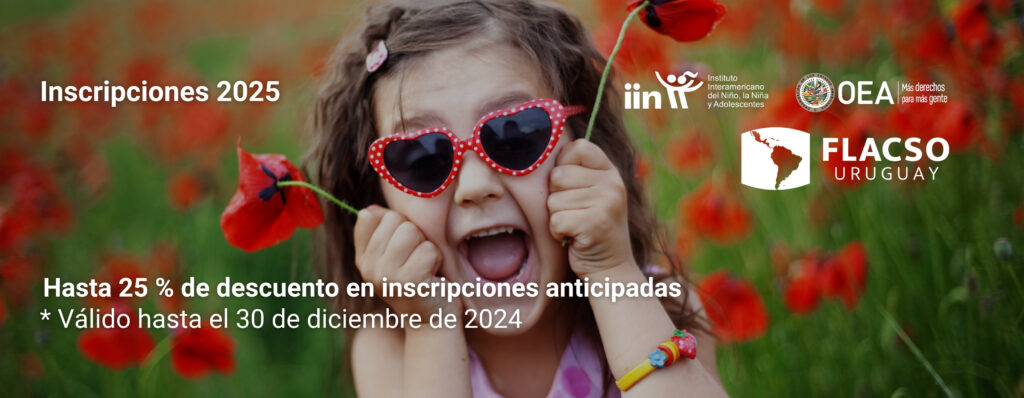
[479,107,552,171]
[382,132,454,193]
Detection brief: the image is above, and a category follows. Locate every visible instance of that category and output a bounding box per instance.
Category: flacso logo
[741,128,950,189]
[740,127,811,190]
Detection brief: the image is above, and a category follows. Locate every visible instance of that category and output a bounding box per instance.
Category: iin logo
[624,71,703,109]
[740,127,810,190]
[796,73,835,112]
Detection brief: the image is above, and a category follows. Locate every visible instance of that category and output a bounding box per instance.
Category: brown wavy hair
[308,0,703,365]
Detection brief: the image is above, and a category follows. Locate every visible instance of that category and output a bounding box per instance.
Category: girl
[310,0,728,396]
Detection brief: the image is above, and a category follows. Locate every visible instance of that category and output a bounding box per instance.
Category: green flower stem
[565,1,649,247]
[879,305,954,398]
[584,0,649,141]
[138,333,173,396]
[277,181,360,215]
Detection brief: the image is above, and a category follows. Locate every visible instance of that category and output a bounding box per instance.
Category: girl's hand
[548,139,635,277]
[353,205,456,317]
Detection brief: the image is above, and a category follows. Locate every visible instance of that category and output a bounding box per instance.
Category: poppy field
[1,0,1023,397]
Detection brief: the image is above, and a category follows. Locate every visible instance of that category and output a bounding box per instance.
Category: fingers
[550,140,623,193]
[555,139,614,171]
[547,140,630,265]
[353,206,439,284]
[353,206,385,269]
[547,186,599,212]
[550,164,604,191]
[395,240,442,282]
[549,208,581,242]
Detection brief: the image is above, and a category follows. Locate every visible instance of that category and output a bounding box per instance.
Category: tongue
[466,232,527,281]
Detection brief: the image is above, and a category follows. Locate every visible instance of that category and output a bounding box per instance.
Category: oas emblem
[796,73,835,112]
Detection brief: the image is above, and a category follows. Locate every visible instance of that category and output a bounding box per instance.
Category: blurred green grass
[1,0,1022,397]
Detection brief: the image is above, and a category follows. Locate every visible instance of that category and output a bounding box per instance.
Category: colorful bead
[648,349,668,368]
[659,340,680,365]
[616,329,698,392]
[672,332,698,360]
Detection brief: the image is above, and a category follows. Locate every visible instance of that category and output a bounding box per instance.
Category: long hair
[308,0,705,387]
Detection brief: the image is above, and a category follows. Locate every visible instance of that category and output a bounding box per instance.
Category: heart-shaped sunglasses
[368,98,584,197]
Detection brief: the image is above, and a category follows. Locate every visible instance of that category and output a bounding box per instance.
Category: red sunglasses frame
[368,98,584,197]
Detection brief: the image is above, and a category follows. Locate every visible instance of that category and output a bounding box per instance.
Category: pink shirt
[467,328,621,398]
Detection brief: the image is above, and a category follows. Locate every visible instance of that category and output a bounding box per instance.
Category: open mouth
[458,226,531,282]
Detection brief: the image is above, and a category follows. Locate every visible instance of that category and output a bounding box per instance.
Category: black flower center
[257,164,292,204]
[644,2,663,28]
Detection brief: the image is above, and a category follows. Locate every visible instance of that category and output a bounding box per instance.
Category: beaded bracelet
[615,329,697,391]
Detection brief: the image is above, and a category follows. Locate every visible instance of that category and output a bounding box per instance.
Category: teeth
[467,226,515,240]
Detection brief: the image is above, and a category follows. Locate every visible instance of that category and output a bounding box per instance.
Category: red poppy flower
[19,100,55,140]
[88,254,148,308]
[220,140,324,252]
[782,253,826,315]
[78,312,155,370]
[1014,204,1023,229]
[952,1,994,55]
[781,242,869,313]
[905,20,954,67]
[715,2,758,43]
[628,0,727,42]
[776,14,818,59]
[679,180,751,244]
[783,273,820,314]
[0,255,35,308]
[932,101,980,152]
[664,129,714,174]
[0,162,72,251]
[172,325,236,379]
[167,171,205,211]
[817,242,868,309]
[635,155,652,180]
[697,270,769,342]
[162,102,232,161]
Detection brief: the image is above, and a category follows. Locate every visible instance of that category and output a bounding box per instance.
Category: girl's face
[373,38,569,334]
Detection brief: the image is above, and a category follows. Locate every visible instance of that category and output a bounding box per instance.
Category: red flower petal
[0,255,35,308]
[697,270,769,342]
[783,273,820,314]
[680,180,751,244]
[172,325,236,379]
[823,242,868,309]
[220,140,324,252]
[629,0,727,42]
[664,129,714,174]
[78,317,155,370]
[167,171,205,211]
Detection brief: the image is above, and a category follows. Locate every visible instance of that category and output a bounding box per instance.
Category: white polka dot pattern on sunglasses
[368,98,585,198]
